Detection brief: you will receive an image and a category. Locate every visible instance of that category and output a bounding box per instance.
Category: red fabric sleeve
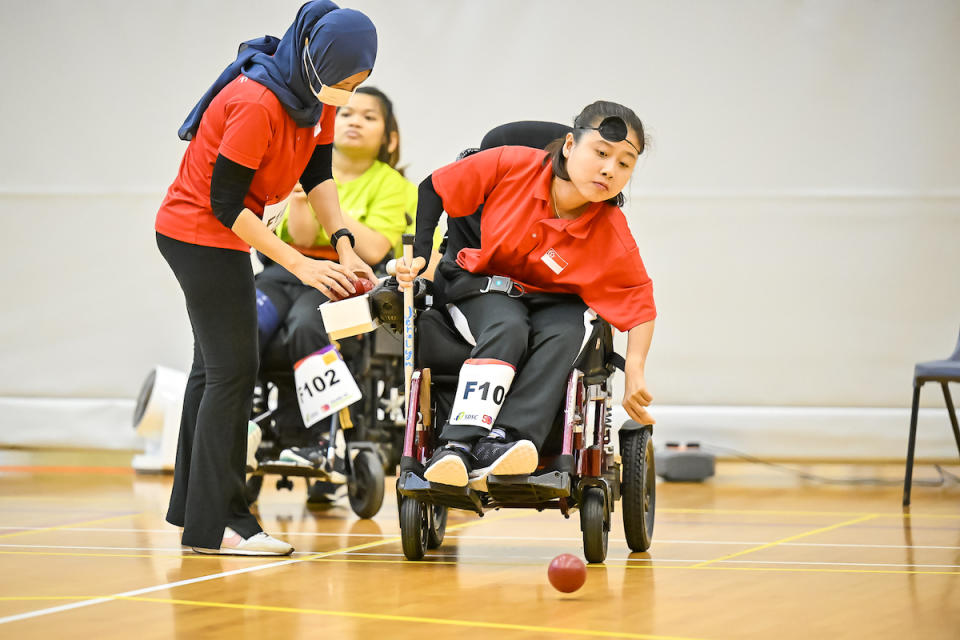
[593,248,657,331]
[315,104,336,146]
[218,100,272,169]
[430,147,506,218]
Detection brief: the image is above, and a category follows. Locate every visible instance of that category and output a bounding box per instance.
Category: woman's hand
[337,246,376,282]
[623,370,655,425]
[291,255,357,299]
[395,256,426,290]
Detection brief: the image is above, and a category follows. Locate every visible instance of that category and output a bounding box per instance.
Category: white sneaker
[246,421,262,472]
[192,527,294,556]
[424,447,473,487]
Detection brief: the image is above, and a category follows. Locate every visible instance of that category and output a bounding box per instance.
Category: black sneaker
[423,445,475,487]
[469,436,538,490]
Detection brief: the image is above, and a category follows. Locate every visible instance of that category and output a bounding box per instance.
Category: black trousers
[441,287,589,450]
[255,262,334,441]
[157,233,261,549]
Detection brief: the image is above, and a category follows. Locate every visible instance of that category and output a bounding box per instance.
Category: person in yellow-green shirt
[254,86,413,470]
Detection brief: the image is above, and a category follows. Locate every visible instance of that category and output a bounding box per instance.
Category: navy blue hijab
[179,1,377,140]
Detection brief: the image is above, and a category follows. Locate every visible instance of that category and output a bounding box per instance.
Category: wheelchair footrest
[256,462,341,481]
[486,470,571,504]
[397,471,484,515]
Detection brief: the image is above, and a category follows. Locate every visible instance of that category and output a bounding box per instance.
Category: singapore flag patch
[540,248,568,275]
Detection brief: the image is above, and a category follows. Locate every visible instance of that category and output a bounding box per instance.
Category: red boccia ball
[547,553,587,593]
[330,277,375,301]
[353,277,376,296]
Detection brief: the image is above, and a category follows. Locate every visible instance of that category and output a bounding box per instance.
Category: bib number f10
[294,345,362,427]
[448,359,516,429]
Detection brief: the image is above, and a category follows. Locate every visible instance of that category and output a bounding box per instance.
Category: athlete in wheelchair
[391,101,658,562]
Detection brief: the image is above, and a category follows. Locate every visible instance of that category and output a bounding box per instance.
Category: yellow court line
[0,550,226,561]
[689,514,878,568]
[0,510,533,627]
[0,513,145,541]
[0,595,705,640]
[309,558,960,576]
[660,507,960,520]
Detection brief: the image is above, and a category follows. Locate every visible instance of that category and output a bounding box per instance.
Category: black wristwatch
[330,228,355,248]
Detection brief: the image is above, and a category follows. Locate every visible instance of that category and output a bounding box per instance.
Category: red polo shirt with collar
[155,75,336,252]
[431,145,656,332]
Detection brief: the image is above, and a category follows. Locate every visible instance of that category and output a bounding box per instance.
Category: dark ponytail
[543,100,647,207]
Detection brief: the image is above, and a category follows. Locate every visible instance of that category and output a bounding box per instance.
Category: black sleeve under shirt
[210,154,256,229]
[414,175,444,261]
[299,143,334,194]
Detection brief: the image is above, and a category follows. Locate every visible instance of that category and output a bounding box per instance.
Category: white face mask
[303,38,356,107]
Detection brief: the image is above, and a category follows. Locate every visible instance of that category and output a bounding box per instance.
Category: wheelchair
[242,294,406,519]
[392,289,657,563]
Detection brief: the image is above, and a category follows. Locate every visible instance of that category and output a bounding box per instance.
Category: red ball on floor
[547,553,586,593]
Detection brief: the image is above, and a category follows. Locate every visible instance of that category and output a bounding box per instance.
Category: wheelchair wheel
[621,427,655,552]
[580,486,609,564]
[427,504,448,549]
[245,474,264,505]
[400,497,428,560]
[347,450,385,519]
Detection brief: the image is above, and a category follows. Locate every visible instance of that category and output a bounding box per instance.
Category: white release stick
[402,234,415,413]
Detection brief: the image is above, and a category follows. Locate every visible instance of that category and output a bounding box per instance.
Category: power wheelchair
[242,256,407,518]
[391,283,656,563]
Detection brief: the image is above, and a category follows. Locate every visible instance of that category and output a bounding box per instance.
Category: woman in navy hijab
[155,1,377,555]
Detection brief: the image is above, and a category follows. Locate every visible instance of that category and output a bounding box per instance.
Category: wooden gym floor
[0,449,957,639]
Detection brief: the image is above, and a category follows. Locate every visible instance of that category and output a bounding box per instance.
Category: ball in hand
[332,277,375,301]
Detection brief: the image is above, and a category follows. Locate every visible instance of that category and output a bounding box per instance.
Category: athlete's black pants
[254,262,335,442]
[157,233,261,549]
[255,262,332,366]
[441,277,589,450]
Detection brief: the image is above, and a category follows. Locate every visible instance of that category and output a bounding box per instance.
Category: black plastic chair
[903,327,960,506]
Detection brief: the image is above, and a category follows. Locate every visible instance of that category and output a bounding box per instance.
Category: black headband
[578,116,641,155]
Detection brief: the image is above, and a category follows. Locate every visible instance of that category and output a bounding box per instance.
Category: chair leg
[903,382,922,507]
[940,382,960,459]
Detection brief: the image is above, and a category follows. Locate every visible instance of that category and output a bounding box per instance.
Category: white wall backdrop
[1,1,958,457]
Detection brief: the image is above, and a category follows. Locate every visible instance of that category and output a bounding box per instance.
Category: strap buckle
[480,276,525,298]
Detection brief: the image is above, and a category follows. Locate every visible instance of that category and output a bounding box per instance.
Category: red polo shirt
[431,146,656,331]
[155,75,336,252]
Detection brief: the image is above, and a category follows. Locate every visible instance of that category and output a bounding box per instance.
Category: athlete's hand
[394,256,426,291]
[292,255,356,299]
[623,372,655,425]
[338,246,376,283]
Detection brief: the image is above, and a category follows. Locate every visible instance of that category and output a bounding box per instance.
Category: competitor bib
[294,345,362,428]
[448,358,516,429]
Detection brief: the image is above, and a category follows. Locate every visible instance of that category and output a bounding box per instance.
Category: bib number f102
[448,359,516,429]
[294,345,362,427]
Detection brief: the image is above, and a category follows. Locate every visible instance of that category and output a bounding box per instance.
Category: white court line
[3,544,960,570]
[1,526,958,550]
[331,552,960,570]
[0,537,402,626]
